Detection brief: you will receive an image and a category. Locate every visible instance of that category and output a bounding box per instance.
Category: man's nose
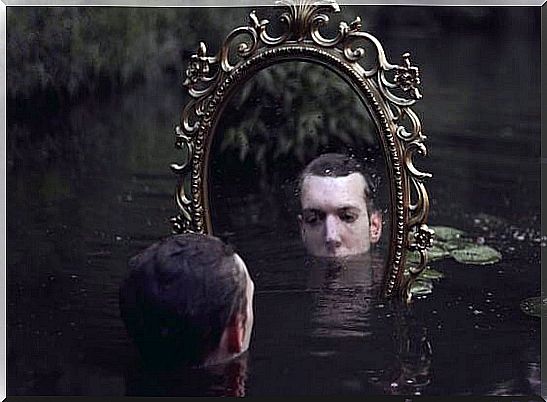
[325,215,342,248]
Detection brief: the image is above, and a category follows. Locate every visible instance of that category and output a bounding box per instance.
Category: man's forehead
[300,173,368,207]
[302,173,367,192]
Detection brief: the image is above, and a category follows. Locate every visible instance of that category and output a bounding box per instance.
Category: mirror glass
[209,61,390,292]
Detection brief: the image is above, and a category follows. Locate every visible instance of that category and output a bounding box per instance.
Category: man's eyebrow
[302,208,322,213]
[338,206,362,213]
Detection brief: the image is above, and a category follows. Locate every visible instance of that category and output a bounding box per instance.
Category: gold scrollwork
[171,0,433,300]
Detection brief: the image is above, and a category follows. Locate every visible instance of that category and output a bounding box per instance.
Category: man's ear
[225,313,246,354]
[369,211,382,244]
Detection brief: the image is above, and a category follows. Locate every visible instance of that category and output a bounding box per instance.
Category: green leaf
[519,296,545,318]
[418,267,444,280]
[439,238,474,252]
[450,245,502,265]
[406,245,448,266]
[409,279,433,296]
[430,225,466,241]
[429,243,450,261]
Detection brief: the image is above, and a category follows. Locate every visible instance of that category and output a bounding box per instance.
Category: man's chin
[325,249,346,258]
[312,248,370,259]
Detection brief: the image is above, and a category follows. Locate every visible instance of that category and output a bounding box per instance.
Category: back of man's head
[119,234,247,370]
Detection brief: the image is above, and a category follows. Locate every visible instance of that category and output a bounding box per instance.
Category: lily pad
[418,267,445,280]
[520,296,546,318]
[405,245,448,266]
[409,279,433,296]
[430,226,465,242]
[450,245,502,265]
[438,237,474,252]
[429,244,450,261]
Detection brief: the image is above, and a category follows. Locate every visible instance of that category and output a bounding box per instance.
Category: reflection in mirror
[209,61,390,291]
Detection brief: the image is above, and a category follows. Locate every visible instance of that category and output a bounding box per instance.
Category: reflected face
[234,253,254,352]
[299,173,382,257]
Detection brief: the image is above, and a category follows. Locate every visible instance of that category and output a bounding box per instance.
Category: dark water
[7,7,540,397]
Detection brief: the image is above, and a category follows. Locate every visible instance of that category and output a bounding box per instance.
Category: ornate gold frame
[170,0,434,300]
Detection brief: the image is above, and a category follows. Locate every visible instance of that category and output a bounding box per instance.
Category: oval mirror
[170,0,433,299]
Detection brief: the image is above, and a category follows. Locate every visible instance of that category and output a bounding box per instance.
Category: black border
[542,1,547,400]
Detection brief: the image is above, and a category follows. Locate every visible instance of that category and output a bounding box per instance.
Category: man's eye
[304,212,323,225]
[340,212,357,223]
[304,215,318,224]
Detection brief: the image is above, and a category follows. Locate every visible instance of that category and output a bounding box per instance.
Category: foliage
[409,267,444,296]
[450,245,501,265]
[218,62,378,174]
[409,278,433,296]
[409,225,503,297]
[429,226,465,242]
[408,225,502,266]
[7,7,532,101]
[7,7,248,99]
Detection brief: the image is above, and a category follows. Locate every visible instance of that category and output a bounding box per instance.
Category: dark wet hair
[119,234,247,370]
[297,153,377,213]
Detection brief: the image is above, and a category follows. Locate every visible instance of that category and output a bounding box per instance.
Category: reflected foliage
[220,62,376,171]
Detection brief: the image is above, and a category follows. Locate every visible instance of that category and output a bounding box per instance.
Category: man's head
[297,153,382,257]
[119,234,254,370]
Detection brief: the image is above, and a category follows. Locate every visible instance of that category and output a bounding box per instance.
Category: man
[119,233,254,370]
[297,153,383,257]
